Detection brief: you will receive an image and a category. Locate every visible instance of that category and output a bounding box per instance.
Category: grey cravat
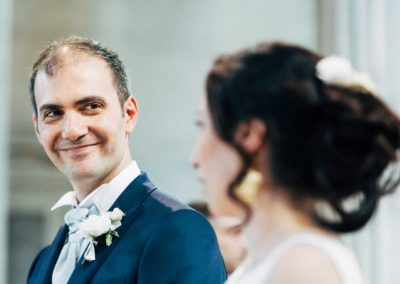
[52,205,98,284]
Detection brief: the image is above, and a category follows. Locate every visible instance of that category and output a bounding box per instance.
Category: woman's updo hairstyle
[206,41,400,233]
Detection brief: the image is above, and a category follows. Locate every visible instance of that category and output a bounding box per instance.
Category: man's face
[33,55,138,190]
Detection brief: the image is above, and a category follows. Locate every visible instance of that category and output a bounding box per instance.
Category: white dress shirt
[51,160,141,212]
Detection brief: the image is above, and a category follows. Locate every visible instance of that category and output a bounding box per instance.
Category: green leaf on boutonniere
[105,233,112,246]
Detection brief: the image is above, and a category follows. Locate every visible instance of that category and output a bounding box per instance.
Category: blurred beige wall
[7,1,317,282]
[1,0,13,282]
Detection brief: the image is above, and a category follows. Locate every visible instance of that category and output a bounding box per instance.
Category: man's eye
[85,103,102,110]
[43,110,62,119]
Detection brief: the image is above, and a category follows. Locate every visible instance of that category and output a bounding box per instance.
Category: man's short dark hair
[29,36,131,115]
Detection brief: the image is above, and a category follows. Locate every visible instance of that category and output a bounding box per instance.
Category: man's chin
[62,167,98,182]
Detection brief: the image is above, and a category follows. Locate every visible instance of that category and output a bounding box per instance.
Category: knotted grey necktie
[52,204,98,284]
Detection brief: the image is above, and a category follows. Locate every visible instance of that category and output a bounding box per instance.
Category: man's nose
[61,112,88,141]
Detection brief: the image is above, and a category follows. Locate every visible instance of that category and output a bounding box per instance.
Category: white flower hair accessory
[316,55,376,94]
[78,208,125,263]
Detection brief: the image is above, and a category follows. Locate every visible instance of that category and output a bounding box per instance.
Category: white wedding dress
[226,233,365,284]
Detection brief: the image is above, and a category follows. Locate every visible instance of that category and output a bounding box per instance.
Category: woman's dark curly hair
[206,41,400,233]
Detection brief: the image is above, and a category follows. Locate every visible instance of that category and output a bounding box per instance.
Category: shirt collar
[51,161,141,212]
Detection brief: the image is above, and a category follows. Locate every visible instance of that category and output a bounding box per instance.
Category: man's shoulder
[121,173,212,236]
[136,191,226,283]
[125,172,191,214]
[137,187,211,231]
[145,188,191,212]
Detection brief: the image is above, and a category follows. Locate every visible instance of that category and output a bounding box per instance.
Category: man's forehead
[40,47,107,77]
[34,58,114,104]
[59,45,73,55]
[36,53,110,83]
[34,69,54,90]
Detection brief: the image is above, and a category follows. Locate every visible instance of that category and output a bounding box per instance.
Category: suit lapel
[36,225,68,284]
[68,172,157,284]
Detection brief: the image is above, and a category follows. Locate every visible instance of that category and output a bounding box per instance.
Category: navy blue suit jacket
[28,173,226,283]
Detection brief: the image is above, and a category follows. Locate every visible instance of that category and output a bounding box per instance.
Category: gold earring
[235,169,263,204]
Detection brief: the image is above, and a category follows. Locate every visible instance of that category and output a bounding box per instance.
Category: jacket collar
[67,172,156,284]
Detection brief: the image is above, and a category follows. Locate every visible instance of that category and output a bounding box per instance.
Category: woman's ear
[234,119,266,154]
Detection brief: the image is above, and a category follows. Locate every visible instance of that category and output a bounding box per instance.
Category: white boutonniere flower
[78,208,125,263]
[316,55,376,94]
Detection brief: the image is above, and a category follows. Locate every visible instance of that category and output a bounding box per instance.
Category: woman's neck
[242,190,334,266]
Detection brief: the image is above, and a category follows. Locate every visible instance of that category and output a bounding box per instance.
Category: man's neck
[71,157,133,202]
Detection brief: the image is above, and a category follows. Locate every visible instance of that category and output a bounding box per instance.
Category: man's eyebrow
[39,104,63,113]
[75,96,106,106]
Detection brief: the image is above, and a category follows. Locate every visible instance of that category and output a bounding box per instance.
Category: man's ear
[234,119,266,154]
[124,96,139,134]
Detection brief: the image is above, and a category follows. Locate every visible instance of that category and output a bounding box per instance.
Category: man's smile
[55,142,103,158]
[56,142,101,152]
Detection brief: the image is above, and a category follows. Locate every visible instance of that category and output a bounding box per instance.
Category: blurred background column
[0,0,13,283]
[321,1,400,283]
